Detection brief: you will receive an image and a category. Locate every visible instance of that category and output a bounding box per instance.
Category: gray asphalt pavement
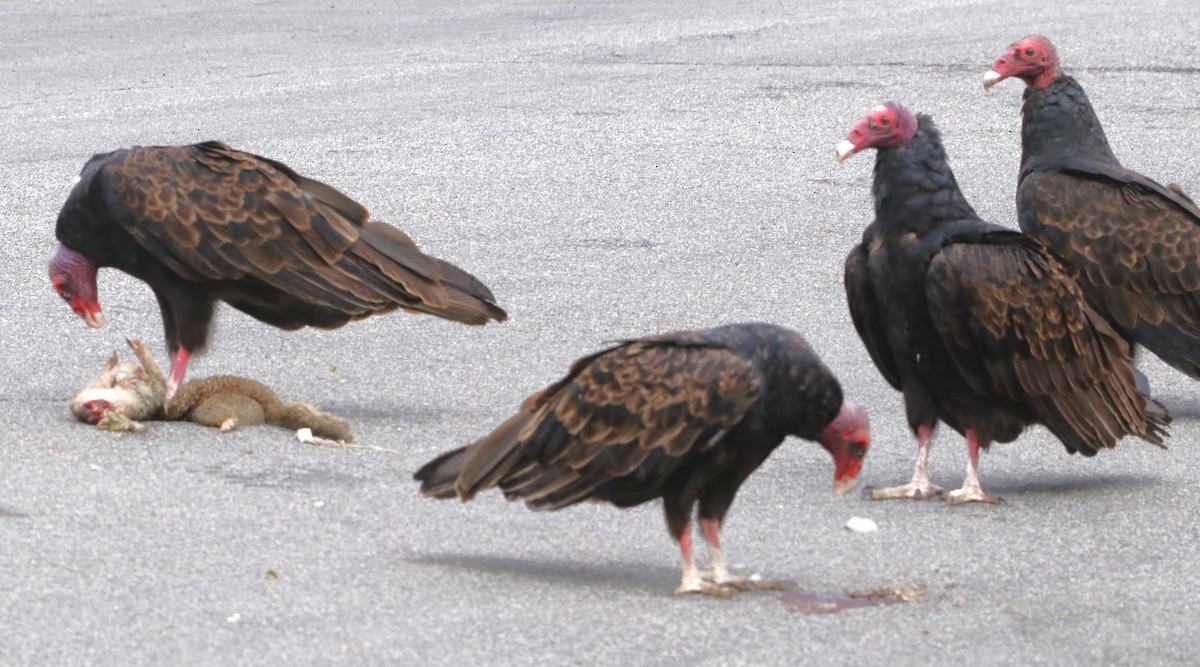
[4,1,1200,664]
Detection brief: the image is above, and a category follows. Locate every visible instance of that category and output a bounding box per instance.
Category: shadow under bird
[50,141,506,398]
[836,102,1168,504]
[986,35,1200,387]
[414,323,869,597]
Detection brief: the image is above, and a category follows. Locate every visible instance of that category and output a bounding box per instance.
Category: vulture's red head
[817,400,870,495]
[835,102,919,163]
[49,245,105,329]
[984,35,1062,91]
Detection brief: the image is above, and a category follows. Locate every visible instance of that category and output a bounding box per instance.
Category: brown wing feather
[101,142,504,323]
[106,142,359,280]
[926,240,1164,454]
[1020,171,1200,335]
[452,341,765,507]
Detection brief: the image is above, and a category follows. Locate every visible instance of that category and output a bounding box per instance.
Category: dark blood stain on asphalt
[781,587,926,614]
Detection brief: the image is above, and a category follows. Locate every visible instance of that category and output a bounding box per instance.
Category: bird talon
[708,571,790,592]
[674,580,736,598]
[736,578,790,592]
[869,481,944,501]
[714,576,752,592]
[945,488,1003,505]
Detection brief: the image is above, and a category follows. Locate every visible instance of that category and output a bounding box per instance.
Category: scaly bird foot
[945,486,1002,505]
[219,417,239,432]
[869,480,944,501]
[675,572,735,598]
[711,573,790,592]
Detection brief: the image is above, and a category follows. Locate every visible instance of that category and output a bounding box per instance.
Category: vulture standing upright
[836,102,1167,504]
[50,141,506,398]
[414,323,870,597]
[985,35,1200,384]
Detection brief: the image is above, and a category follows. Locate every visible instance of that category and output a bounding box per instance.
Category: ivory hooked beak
[982,70,1003,90]
[835,140,857,163]
[83,310,107,329]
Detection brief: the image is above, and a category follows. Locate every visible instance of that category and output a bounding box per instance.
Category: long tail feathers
[1133,321,1200,379]
[354,221,507,324]
[414,412,534,501]
[1034,368,1169,456]
[1142,396,1171,445]
[414,446,470,499]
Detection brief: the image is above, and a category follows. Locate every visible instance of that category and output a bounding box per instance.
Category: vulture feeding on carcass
[414,323,869,597]
[50,141,506,398]
[836,102,1168,504]
[985,35,1200,385]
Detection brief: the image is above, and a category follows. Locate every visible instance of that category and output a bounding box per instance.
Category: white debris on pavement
[845,516,879,533]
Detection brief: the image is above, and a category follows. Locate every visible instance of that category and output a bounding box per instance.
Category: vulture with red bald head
[986,35,1200,386]
[837,102,1168,504]
[50,141,506,398]
[415,322,869,597]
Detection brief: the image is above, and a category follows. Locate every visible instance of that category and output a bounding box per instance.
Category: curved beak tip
[84,311,107,329]
[835,140,856,164]
[833,477,858,496]
[982,70,1003,90]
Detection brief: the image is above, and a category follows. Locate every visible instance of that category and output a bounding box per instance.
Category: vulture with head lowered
[414,323,869,597]
[985,35,1200,386]
[50,141,506,398]
[836,102,1168,504]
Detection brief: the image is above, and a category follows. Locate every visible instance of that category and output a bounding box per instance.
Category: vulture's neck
[872,117,978,233]
[1020,75,1119,167]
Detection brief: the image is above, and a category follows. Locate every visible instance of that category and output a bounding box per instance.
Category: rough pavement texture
[3,1,1200,664]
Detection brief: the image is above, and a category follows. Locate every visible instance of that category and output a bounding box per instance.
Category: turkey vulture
[50,141,506,398]
[414,323,869,597]
[836,102,1168,504]
[985,35,1200,383]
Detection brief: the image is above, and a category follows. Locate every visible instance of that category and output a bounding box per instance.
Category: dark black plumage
[987,35,1200,385]
[414,323,870,596]
[837,103,1167,504]
[50,141,506,396]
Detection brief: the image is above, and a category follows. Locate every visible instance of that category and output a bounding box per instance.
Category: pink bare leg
[699,518,788,592]
[870,425,944,500]
[673,521,732,598]
[946,428,1002,505]
[165,348,191,401]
